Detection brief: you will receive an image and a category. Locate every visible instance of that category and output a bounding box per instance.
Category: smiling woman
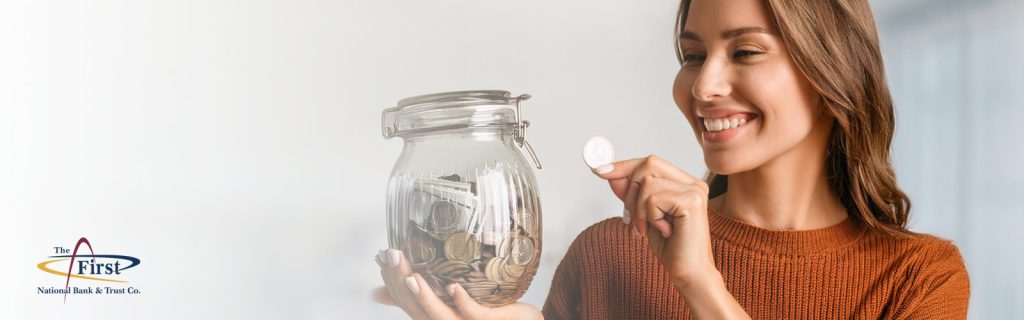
[675,0,916,238]
[375,0,970,318]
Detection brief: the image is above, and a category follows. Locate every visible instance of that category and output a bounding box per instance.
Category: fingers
[377,249,429,319]
[591,158,645,180]
[636,177,709,238]
[597,159,643,201]
[636,177,675,238]
[449,283,489,320]
[623,179,644,234]
[378,250,403,308]
[629,155,702,187]
[593,155,701,184]
[607,178,631,201]
[591,155,707,230]
[646,194,675,238]
[646,224,668,257]
[407,273,463,320]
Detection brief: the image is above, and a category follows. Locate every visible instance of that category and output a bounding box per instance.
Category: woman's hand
[593,155,720,290]
[374,249,543,320]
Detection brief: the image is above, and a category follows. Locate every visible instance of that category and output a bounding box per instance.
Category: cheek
[673,70,706,139]
[673,70,696,117]
[736,62,817,132]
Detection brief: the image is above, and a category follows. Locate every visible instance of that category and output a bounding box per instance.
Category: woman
[375,0,971,318]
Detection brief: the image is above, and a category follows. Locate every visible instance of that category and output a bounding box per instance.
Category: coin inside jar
[484,257,507,283]
[510,236,535,265]
[430,260,473,281]
[495,237,512,258]
[406,237,437,265]
[406,221,440,265]
[383,91,543,307]
[444,232,481,262]
[502,262,525,280]
[430,200,461,233]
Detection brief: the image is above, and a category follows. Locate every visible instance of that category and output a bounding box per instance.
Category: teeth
[703,117,749,132]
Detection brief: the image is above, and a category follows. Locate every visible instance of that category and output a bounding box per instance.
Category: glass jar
[381,90,543,307]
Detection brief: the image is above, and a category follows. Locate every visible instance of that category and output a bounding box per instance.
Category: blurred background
[1,0,1020,319]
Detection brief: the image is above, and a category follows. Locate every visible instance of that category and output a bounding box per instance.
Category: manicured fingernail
[622,207,631,225]
[595,164,614,174]
[447,284,457,296]
[405,276,420,294]
[388,249,401,267]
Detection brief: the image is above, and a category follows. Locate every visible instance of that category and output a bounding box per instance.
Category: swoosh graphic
[64,237,95,303]
[37,259,127,283]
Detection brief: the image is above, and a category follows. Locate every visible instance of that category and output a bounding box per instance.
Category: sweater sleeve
[891,240,971,319]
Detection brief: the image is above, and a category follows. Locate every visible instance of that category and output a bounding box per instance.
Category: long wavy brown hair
[675,0,915,237]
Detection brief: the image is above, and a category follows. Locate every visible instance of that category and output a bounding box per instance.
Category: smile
[701,113,758,132]
[699,113,758,143]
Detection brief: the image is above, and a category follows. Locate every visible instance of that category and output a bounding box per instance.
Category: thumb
[594,158,645,201]
[592,158,644,180]
[608,179,630,201]
[449,283,487,319]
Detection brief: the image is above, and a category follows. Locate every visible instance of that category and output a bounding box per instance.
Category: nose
[691,61,732,102]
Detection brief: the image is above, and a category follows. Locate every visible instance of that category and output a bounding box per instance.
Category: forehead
[683,0,776,37]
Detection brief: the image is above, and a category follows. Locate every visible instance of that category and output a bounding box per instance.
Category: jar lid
[382,90,524,138]
[382,90,542,169]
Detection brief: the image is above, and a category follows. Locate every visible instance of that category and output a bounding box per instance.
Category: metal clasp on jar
[513,94,542,170]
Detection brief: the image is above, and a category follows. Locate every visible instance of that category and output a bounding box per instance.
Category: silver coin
[582,136,615,169]
[430,201,461,233]
[510,237,535,265]
[444,232,481,262]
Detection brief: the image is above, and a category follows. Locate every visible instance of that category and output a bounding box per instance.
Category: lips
[696,108,759,119]
[696,112,758,144]
[698,113,758,131]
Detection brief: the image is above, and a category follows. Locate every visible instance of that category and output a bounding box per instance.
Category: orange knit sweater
[541,208,970,319]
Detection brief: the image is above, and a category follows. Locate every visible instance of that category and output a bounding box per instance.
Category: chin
[703,153,758,175]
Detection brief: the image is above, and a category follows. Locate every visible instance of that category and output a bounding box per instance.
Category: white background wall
[878,0,1024,318]
[0,0,1019,319]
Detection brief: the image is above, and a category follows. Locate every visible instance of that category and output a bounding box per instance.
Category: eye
[733,50,763,59]
[682,53,706,65]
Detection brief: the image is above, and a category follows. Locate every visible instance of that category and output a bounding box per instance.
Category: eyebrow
[680,27,771,42]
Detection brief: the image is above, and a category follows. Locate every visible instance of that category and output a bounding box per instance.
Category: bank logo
[37,237,142,302]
